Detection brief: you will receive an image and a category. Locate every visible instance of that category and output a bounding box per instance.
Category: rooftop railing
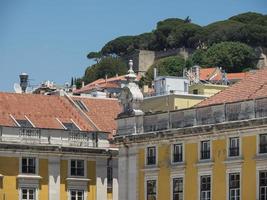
[0,126,109,148]
[117,97,267,135]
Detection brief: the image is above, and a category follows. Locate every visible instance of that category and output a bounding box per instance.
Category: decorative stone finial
[125,60,136,82]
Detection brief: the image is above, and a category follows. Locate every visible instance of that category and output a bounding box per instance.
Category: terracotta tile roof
[199,68,217,80]
[0,92,94,131]
[196,68,267,107]
[71,96,122,136]
[199,67,247,82]
[74,74,142,94]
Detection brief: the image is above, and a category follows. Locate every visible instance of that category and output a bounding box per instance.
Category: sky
[0,0,266,92]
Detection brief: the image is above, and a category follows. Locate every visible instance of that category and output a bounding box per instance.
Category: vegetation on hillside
[75,12,266,88]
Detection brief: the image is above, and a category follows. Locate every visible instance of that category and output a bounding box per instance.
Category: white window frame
[19,187,38,200]
[256,165,267,200]
[198,139,212,161]
[227,136,242,158]
[19,156,39,175]
[68,189,86,200]
[68,159,87,178]
[171,143,184,164]
[171,174,184,200]
[257,133,267,155]
[145,176,158,200]
[145,145,158,167]
[198,171,212,200]
[226,169,242,200]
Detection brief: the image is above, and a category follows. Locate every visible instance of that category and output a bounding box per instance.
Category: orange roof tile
[197,68,267,107]
[72,96,122,136]
[74,74,142,94]
[199,68,217,80]
[0,92,95,131]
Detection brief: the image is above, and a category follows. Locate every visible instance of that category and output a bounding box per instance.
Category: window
[173,178,183,200]
[147,147,156,165]
[21,188,36,200]
[200,175,211,200]
[22,157,36,174]
[229,137,240,157]
[200,141,210,160]
[229,173,240,200]
[147,180,157,200]
[193,89,198,95]
[74,100,88,112]
[70,190,84,200]
[173,144,183,163]
[70,160,84,176]
[63,122,79,131]
[107,158,113,190]
[260,134,267,154]
[259,171,267,200]
[17,119,33,128]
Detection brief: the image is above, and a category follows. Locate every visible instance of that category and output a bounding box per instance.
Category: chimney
[105,74,108,83]
[82,81,85,88]
[19,73,28,93]
[154,68,157,80]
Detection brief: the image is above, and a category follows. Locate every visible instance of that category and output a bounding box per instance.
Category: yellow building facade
[189,83,228,97]
[0,126,118,200]
[141,94,206,113]
[116,97,267,200]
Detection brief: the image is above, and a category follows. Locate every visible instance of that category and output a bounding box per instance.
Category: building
[0,92,121,200]
[141,76,206,113]
[189,83,228,96]
[115,67,267,200]
[74,74,141,98]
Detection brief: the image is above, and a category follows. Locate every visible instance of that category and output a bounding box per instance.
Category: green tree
[191,42,257,72]
[83,57,128,84]
[141,56,187,86]
[87,51,102,63]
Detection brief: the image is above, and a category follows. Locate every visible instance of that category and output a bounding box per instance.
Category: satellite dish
[14,83,22,93]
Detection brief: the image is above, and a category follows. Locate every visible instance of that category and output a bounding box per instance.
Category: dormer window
[62,122,79,131]
[10,115,34,128]
[17,119,33,128]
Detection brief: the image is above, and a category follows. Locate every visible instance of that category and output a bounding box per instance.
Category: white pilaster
[48,157,60,200]
[118,147,128,200]
[96,157,107,200]
[112,158,119,200]
[128,147,137,200]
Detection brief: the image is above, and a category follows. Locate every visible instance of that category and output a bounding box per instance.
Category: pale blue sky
[0,0,266,91]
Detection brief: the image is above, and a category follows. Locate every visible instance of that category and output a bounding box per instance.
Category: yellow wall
[60,160,68,200]
[141,95,175,112]
[39,159,49,200]
[0,157,19,200]
[189,84,227,96]
[158,144,170,200]
[141,94,205,112]
[242,135,256,200]
[184,143,198,200]
[174,97,203,110]
[137,134,258,200]
[87,160,96,200]
[212,139,226,200]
